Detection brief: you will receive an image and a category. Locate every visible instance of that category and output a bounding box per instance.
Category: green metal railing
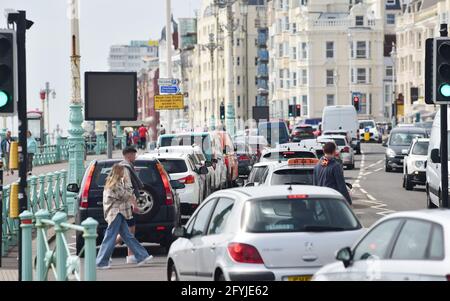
[20,210,98,281]
[2,170,68,257]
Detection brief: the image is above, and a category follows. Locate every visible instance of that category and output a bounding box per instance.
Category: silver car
[318,135,355,169]
[167,185,365,281]
[313,209,450,281]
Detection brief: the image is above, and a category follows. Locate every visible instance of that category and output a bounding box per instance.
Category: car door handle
[302,255,318,262]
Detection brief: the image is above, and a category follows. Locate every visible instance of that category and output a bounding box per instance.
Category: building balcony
[307,18,380,31]
[258,49,269,62]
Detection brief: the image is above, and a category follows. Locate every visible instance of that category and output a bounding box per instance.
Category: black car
[291,125,315,142]
[70,158,183,254]
[384,127,428,172]
[235,142,257,177]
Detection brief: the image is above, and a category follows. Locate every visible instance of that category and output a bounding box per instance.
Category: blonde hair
[104,164,125,190]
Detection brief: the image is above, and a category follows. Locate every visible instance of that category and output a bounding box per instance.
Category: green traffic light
[439,83,450,98]
[0,90,8,107]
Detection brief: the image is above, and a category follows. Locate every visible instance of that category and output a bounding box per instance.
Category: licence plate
[287,275,312,281]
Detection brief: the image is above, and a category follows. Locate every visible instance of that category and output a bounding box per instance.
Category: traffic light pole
[440,24,449,209]
[8,10,33,281]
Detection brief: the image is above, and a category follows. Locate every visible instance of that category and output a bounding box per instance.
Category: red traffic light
[296,105,300,109]
[353,96,359,102]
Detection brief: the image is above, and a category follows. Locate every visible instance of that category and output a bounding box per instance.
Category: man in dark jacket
[118,146,145,263]
[313,142,352,205]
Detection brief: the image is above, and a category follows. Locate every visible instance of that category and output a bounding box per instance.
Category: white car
[313,210,450,281]
[139,152,208,218]
[167,185,365,281]
[403,138,429,190]
[359,120,381,143]
[318,135,355,169]
[151,145,215,198]
[260,143,317,162]
[245,161,279,187]
[260,158,318,186]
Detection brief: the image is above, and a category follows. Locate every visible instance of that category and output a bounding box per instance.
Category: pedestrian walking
[1,131,13,176]
[27,130,37,175]
[313,142,352,205]
[138,124,148,150]
[132,129,139,147]
[116,146,145,264]
[96,164,153,269]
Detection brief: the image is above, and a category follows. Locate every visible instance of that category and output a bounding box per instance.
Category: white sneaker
[137,255,153,267]
[96,265,111,270]
[126,255,137,264]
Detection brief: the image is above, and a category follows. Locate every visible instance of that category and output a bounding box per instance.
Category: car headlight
[386,148,396,158]
[414,161,424,168]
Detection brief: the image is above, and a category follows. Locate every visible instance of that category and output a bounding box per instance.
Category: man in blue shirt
[313,142,352,205]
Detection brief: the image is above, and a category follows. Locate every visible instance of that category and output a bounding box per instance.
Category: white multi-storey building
[108,40,159,72]
[394,0,446,123]
[268,0,386,121]
[188,0,268,129]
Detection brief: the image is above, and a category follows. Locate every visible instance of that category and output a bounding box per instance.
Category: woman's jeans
[96,213,150,267]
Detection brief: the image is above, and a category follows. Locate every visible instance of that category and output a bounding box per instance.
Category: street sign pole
[440,24,449,208]
[8,10,33,281]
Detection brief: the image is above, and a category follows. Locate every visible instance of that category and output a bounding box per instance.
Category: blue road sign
[160,86,180,94]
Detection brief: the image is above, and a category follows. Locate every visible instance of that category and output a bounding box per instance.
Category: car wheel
[405,175,414,190]
[215,271,225,281]
[385,162,392,172]
[167,262,179,281]
[427,187,437,209]
[402,175,406,188]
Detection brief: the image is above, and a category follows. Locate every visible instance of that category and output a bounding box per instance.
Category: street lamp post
[390,42,397,126]
[67,0,85,215]
[202,33,222,129]
[40,82,56,144]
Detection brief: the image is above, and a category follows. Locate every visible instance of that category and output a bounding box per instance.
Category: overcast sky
[0,0,201,136]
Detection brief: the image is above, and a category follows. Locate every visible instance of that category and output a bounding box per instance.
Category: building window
[355,16,364,26]
[237,76,241,85]
[356,68,366,83]
[237,39,240,46]
[327,94,335,106]
[326,70,334,85]
[255,57,258,65]
[387,14,395,25]
[302,95,308,116]
[387,0,395,4]
[300,42,308,59]
[283,42,289,57]
[237,57,240,66]
[356,41,367,58]
[279,69,284,89]
[301,69,308,85]
[292,47,297,60]
[284,16,290,31]
[326,41,334,58]
[386,66,393,77]
[278,43,283,57]
[293,72,297,87]
[237,95,241,108]
[292,23,297,33]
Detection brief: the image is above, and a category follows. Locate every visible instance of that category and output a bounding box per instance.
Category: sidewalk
[0,151,123,281]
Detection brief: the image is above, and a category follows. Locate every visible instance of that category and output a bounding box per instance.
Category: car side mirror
[336,247,353,268]
[204,161,213,167]
[401,149,408,155]
[67,183,80,193]
[172,226,188,238]
[244,182,255,187]
[345,183,353,190]
[170,180,185,190]
[199,166,209,175]
[431,148,441,164]
[236,178,244,186]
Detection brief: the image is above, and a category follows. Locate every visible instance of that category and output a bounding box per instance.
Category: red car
[216,131,239,187]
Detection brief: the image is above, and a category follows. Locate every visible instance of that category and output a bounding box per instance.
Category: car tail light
[156,163,173,206]
[287,194,309,199]
[446,275,450,281]
[239,155,250,161]
[179,175,195,184]
[156,226,166,231]
[80,163,96,209]
[342,146,350,153]
[227,243,264,264]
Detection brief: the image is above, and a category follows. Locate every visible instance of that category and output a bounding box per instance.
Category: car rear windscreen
[244,198,360,233]
[92,161,162,188]
[332,138,346,146]
[157,159,188,174]
[412,142,429,156]
[270,169,314,185]
[263,151,317,161]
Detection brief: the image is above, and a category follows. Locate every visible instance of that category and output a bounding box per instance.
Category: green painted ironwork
[20,209,98,281]
[2,169,69,256]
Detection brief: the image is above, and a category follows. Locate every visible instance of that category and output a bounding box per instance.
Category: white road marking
[367,194,376,201]
[374,167,383,172]
[360,188,367,194]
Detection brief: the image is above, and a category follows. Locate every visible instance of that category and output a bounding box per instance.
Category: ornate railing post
[46,173,54,212]
[35,209,50,281]
[29,176,38,213]
[19,210,34,281]
[38,175,46,209]
[53,172,62,211]
[55,135,62,163]
[1,186,10,255]
[52,211,68,281]
[81,217,98,281]
[60,170,69,215]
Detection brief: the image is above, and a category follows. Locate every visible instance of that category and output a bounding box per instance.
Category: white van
[322,105,360,154]
[426,108,449,208]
